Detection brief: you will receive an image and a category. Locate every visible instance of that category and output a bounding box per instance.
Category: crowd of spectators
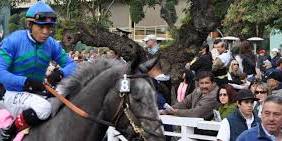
[143,35,282,141]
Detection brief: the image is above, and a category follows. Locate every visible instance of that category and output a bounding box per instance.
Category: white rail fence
[107,115,221,141]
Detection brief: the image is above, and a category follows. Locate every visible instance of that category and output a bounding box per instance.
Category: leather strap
[43,83,89,118]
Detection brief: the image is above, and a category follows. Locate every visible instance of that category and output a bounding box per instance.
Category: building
[270,30,282,51]
[109,1,186,42]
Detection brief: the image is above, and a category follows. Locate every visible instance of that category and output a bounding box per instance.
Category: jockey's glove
[24,78,45,93]
[46,68,64,87]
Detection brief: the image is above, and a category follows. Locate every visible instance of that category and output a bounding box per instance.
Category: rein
[43,83,114,126]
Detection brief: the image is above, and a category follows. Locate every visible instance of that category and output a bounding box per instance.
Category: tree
[222,0,282,38]
[52,0,115,28]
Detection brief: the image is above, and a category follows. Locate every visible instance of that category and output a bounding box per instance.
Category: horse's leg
[85,110,108,141]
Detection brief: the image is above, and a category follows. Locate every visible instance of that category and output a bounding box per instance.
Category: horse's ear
[138,56,159,73]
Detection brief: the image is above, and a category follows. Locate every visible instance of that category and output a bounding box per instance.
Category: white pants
[0,91,51,120]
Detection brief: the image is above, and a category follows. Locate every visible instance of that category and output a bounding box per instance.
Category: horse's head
[102,61,165,141]
[57,59,164,141]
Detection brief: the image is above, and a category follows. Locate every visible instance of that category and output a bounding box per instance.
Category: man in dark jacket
[147,61,172,105]
[217,89,260,141]
[188,41,213,75]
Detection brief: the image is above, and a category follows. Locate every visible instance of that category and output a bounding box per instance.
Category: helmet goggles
[27,12,57,25]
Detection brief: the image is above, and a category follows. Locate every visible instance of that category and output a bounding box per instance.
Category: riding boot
[0,113,29,141]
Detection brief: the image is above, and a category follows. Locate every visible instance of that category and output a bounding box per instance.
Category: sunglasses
[219,93,228,97]
[233,63,239,66]
[255,91,267,95]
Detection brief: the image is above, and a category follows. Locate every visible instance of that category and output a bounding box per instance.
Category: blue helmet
[26,1,57,25]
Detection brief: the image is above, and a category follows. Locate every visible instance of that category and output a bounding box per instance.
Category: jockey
[0,1,76,140]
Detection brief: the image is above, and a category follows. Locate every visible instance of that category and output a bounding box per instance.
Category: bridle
[44,73,164,141]
[111,74,164,140]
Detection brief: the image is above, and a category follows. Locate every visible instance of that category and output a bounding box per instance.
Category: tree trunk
[65,0,233,87]
[65,23,148,71]
[159,0,226,84]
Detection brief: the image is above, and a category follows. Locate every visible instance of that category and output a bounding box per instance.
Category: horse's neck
[24,92,107,141]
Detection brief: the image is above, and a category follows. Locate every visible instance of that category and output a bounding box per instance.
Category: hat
[258,49,265,54]
[267,71,282,82]
[143,34,157,42]
[26,1,57,25]
[236,89,259,101]
[271,48,279,52]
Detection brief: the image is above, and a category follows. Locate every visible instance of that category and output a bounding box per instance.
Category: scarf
[177,82,188,102]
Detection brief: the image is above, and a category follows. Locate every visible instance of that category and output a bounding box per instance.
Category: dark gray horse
[23,59,165,141]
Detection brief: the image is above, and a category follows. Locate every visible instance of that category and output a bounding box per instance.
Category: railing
[109,25,173,42]
[107,115,221,141]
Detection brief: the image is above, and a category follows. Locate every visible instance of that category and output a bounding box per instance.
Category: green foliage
[52,0,114,28]
[8,12,25,32]
[0,0,24,8]
[162,0,178,24]
[160,39,175,48]
[223,0,282,38]
[8,23,18,32]
[129,0,145,23]
[212,0,233,19]
[88,14,113,29]
[145,0,157,7]
[54,26,64,41]
[180,1,192,25]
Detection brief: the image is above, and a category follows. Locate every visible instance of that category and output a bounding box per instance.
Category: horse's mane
[57,59,126,98]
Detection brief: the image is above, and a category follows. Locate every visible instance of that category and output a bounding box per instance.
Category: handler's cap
[236,89,259,101]
[143,34,157,42]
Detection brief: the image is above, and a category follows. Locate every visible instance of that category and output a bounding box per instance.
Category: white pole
[254,43,257,54]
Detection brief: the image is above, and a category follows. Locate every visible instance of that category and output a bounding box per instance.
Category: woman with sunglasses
[228,60,250,90]
[215,84,237,120]
[253,82,269,118]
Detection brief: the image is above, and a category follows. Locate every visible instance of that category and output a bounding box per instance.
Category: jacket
[0,30,76,91]
[227,109,260,141]
[218,103,236,119]
[236,124,274,141]
[172,84,219,119]
[190,53,213,75]
[241,53,256,75]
